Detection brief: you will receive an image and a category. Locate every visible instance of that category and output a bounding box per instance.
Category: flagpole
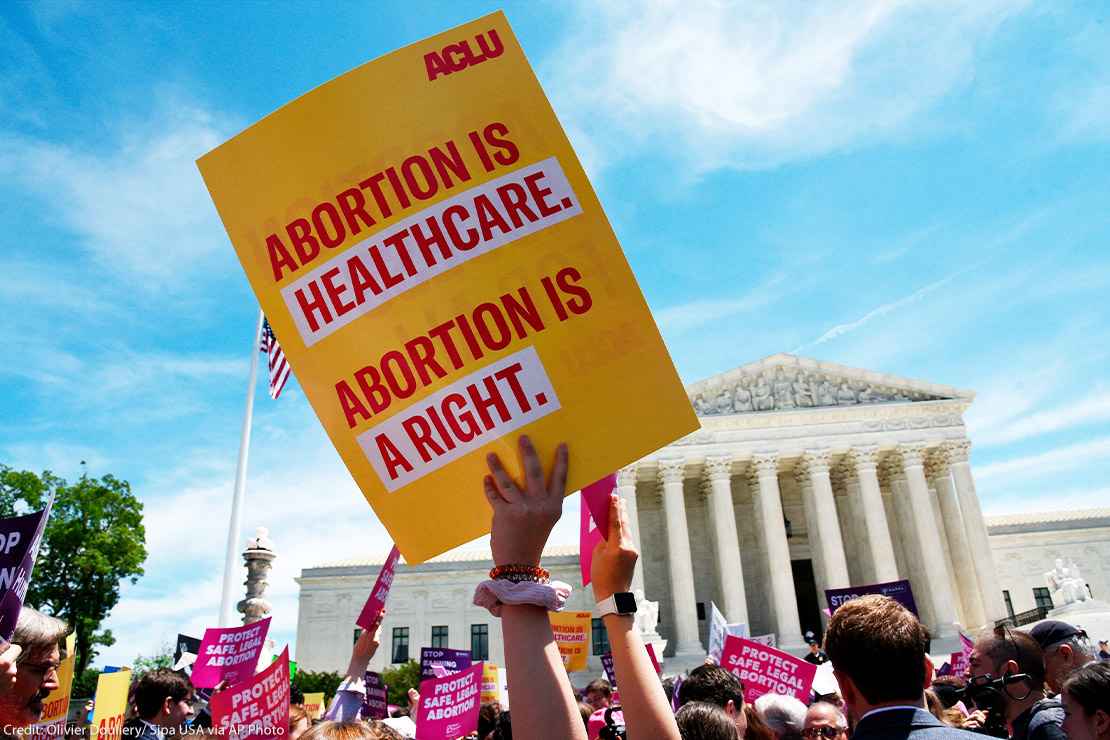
[219,308,265,626]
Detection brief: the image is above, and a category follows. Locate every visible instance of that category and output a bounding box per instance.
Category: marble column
[899,443,958,638]
[799,450,850,591]
[749,453,803,648]
[849,446,899,583]
[704,455,749,626]
[927,456,986,629]
[658,459,703,654]
[945,439,1006,623]
[617,466,645,594]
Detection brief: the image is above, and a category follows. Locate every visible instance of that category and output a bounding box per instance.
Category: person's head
[1099,640,1108,652]
[0,607,68,727]
[584,678,612,711]
[133,668,195,728]
[1061,662,1110,740]
[743,703,776,740]
[289,704,310,740]
[480,701,503,739]
[928,675,965,709]
[576,701,592,727]
[678,664,746,736]
[824,595,930,721]
[300,720,400,740]
[808,642,821,655]
[1030,620,1095,694]
[968,626,1046,718]
[802,702,847,740]
[675,702,739,740]
[753,694,806,740]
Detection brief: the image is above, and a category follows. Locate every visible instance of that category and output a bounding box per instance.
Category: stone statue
[772,367,795,409]
[793,372,814,407]
[1045,558,1090,606]
[753,374,774,411]
[715,388,734,415]
[692,393,714,415]
[836,382,858,405]
[858,384,875,404]
[633,588,660,636]
[733,379,753,412]
[816,376,837,407]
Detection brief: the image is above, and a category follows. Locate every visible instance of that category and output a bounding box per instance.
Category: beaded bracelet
[489,564,549,582]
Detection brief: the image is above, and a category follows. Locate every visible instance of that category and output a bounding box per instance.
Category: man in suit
[125,668,195,739]
[824,595,980,739]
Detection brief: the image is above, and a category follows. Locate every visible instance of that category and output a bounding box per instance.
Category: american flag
[260,318,291,399]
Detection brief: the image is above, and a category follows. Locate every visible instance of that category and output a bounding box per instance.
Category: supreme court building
[295,354,1110,674]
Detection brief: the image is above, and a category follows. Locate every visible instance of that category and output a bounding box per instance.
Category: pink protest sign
[357,545,401,630]
[950,631,974,678]
[582,474,616,537]
[210,645,290,739]
[416,661,482,740]
[720,635,817,705]
[646,643,662,675]
[190,617,271,688]
[579,491,605,586]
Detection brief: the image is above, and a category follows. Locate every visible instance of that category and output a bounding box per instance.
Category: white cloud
[655,273,787,335]
[0,100,236,283]
[545,0,1030,174]
[975,436,1110,482]
[976,388,1110,447]
[794,267,967,352]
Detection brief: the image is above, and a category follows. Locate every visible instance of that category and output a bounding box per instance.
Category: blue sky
[1,1,1108,667]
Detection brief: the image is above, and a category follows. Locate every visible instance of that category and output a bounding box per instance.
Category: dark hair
[743,703,775,740]
[978,626,1047,689]
[824,595,930,704]
[585,678,612,698]
[676,702,739,740]
[133,669,194,720]
[929,676,965,709]
[479,701,502,738]
[678,665,744,710]
[1063,661,1110,716]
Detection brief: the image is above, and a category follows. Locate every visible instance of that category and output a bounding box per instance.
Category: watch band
[596,592,637,617]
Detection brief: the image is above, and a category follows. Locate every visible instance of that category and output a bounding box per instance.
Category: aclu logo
[425,29,503,81]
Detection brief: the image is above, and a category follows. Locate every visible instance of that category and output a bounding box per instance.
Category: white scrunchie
[473,579,572,616]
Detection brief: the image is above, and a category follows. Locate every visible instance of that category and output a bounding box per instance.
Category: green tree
[382,660,421,707]
[0,466,147,676]
[291,670,343,704]
[132,642,174,676]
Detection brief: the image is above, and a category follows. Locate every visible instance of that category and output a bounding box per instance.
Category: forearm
[604,614,679,740]
[501,604,587,740]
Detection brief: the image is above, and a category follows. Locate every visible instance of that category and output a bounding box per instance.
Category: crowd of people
[0,437,1108,740]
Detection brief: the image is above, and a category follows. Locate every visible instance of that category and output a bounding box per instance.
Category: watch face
[614,592,637,614]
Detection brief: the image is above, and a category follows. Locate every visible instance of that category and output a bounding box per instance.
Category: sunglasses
[802,728,844,739]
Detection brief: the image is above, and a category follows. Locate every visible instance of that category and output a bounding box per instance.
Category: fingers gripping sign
[483,435,568,567]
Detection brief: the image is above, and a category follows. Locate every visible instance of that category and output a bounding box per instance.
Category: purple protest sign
[362,672,388,720]
[190,617,271,688]
[601,654,616,686]
[0,494,54,643]
[824,579,918,617]
[356,545,400,630]
[420,647,472,680]
[416,662,482,740]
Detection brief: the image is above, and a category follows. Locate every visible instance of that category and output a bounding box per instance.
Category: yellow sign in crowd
[198,11,696,563]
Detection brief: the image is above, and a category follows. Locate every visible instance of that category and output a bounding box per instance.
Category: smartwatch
[596,592,638,617]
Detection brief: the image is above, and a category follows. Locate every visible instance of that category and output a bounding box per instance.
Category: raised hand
[590,493,639,602]
[483,435,569,567]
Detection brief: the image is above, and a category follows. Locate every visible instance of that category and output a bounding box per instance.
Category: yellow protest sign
[91,669,131,740]
[302,691,326,720]
[34,632,77,731]
[480,662,500,704]
[196,11,697,562]
[550,611,591,672]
